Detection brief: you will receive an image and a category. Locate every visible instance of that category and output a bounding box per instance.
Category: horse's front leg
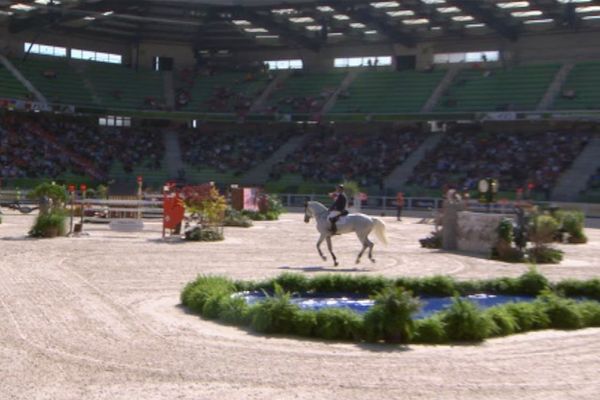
[326,236,338,267]
[316,234,327,261]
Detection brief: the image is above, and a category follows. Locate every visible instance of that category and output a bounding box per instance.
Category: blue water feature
[239,292,535,319]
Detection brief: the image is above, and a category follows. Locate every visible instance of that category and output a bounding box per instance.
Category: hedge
[181,270,600,345]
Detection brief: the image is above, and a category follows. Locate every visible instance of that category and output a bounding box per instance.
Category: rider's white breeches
[328,211,341,220]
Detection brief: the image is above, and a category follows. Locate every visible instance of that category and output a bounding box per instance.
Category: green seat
[553,62,600,110]
[331,70,445,113]
[435,64,560,112]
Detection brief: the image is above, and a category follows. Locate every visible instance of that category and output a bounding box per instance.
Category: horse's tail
[372,217,388,245]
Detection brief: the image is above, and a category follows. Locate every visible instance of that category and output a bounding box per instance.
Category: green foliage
[218,296,251,325]
[29,211,67,238]
[223,207,253,227]
[363,287,420,343]
[272,273,310,294]
[250,284,299,334]
[535,292,583,330]
[309,274,390,294]
[516,268,550,295]
[503,302,550,332]
[555,210,587,243]
[341,180,361,199]
[185,226,224,242]
[442,297,494,342]
[530,214,560,244]
[96,184,108,199]
[497,218,514,243]
[292,310,318,337]
[485,307,518,337]
[180,275,234,312]
[527,246,563,264]
[413,276,457,297]
[264,194,285,216]
[182,184,227,224]
[576,301,600,327]
[492,219,524,262]
[28,182,68,212]
[314,308,363,341]
[413,317,448,343]
[241,209,281,221]
[554,279,600,301]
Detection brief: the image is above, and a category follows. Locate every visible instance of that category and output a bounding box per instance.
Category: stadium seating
[0,64,29,100]
[82,63,166,110]
[435,64,559,112]
[181,127,295,176]
[13,57,95,106]
[407,129,590,198]
[553,61,600,110]
[265,71,346,114]
[177,71,269,112]
[331,70,445,114]
[579,167,600,202]
[269,127,425,190]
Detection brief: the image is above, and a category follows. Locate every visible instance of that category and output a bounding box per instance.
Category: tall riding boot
[330,219,337,235]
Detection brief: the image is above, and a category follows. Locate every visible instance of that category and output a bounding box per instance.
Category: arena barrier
[277,194,600,218]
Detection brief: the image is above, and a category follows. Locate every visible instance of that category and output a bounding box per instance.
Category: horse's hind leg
[356,232,368,264]
[367,238,375,263]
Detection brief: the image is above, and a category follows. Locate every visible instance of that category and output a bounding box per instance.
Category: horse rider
[329,184,347,234]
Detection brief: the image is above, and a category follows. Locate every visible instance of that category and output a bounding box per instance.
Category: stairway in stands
[240,133,310,185]
[383,133,443,192]
[552,137,600,201]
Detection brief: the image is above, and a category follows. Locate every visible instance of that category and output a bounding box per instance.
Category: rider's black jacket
[329,192,347,212]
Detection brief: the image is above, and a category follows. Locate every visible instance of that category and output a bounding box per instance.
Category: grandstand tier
[435,64,560,112]
[553,62,600,110]
[331,70,445,114]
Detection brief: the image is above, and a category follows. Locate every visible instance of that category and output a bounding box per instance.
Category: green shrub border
[181,270,600,345]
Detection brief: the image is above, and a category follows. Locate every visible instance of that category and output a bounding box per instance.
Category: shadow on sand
[279,265,371,273]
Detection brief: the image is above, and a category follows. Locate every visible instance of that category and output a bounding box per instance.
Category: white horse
[304,201,388,266]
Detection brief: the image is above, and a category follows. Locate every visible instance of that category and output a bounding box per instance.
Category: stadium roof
[2,0,600,51]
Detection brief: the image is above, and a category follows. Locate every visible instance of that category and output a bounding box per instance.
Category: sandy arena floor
[1,211,599,400]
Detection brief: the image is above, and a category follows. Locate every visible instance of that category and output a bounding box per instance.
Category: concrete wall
[456,212,511,255]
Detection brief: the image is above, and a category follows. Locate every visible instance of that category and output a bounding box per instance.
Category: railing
[2,191,598,218]
[278,194,518,214]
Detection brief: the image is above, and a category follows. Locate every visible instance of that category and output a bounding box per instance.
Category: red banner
[163,192,185,229]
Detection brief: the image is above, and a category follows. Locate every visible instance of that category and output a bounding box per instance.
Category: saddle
[330,209,349,222]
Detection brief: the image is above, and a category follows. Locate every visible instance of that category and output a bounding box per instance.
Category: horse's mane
[307,201,327,212]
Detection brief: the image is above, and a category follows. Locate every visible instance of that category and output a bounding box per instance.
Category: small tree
[180,183,227,241]
[28,182,67,214]
[28,182,67,238]
[181,183,227,224]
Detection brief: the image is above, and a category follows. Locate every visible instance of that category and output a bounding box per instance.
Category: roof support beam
[238,9,323,52]
[528,0,578,28]
[332,3,417,48]
[447,0,520,41]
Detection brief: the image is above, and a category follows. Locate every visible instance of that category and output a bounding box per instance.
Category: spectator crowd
[408,127,591,198]
[181,126,296,175]
[0,113,164,180]
[270,126,425,189]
